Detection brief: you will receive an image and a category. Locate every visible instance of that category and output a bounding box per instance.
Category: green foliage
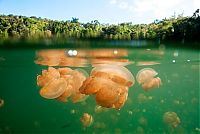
[0,9,199,42]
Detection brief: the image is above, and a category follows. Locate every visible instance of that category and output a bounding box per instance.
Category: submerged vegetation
[0,9,199,43]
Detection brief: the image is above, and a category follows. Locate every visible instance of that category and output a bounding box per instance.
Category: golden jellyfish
[138,117,148,126]
[40,78,68,99]
[88,49,128,58]
[163,112,181,128]
[37,67,60,87]
[35,49,88,67]
[37,67,88,102]
[80,64,135,109]
[136,68,162,91]
[0,98,4,108]
[136,61,160,66]
[91,58,133,66]
[80,113,93,127]
[94,105,108,113]
[94,122,106,129]
[137,93,149,103]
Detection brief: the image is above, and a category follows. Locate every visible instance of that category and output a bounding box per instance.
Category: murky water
[0,41,199,134]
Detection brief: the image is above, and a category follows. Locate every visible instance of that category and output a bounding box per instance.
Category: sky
[0,0,199,24]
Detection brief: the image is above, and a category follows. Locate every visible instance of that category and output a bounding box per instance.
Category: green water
[0,41,199,134]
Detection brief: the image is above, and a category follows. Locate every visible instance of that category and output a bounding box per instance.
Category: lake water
[0,40,199,134]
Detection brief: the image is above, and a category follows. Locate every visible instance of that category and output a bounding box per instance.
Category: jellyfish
[80,64,135,109]
[80,113,93,127]
[91,58,132,66]
[94,122,106,129]
[35,49,88,67]
[88,49,128,58]
[37,67,60,87]
[137,93,148,103]
[136,61,160,66]
[37,67,88,102]
[0,98,4,108]
[57,68,88,103]
[136,68,162,91]
[138,117,148,126]
[40,78,68,99]
[94,105,108,113]
[163,112,181,128]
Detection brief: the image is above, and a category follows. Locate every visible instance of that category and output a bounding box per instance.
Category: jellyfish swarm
[37,67,88,103]
[136,68,162,91]
[163,112,181,128]
[80,113,93,127]
[80,64,135,109]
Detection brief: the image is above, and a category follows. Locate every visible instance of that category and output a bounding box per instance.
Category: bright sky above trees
[0,0,198,24]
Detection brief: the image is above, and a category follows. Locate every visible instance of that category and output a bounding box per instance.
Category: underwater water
[0,41,199,134]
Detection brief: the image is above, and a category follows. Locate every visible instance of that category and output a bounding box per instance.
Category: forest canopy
[0,9,199,42]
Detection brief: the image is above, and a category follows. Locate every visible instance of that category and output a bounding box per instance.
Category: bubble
[163,111,181,128]
[142,109,146,112]
[68,50,73,56]
[173,51,179,57]
[113,50,118,54]
[80,113,93,127]
[70,109,77,114]
[127,110,133,115]
[160,99,165,103]
[72,50,78,56]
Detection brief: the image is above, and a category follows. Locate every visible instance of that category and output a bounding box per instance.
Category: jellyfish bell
[80,113,93,127]
[80,77,107,95]
[70,93,88,103]
[56,68,88,103]
[91,58,133,67]
[141,77,162,91]
[88,49,128,58]
[59,57,87,67]
[80,64,134,109]
[136,68,158,84]
[137,93,148,103]
[138,117,148,126]
[136,68,162,91]
[163,112,181,128]
[37,67,60,87]
[94,105,108,113]
[56,85,73,102]
[95,80,120,108]
[40,78,68,99]
[58,68,73,75]
[91,64,135,87]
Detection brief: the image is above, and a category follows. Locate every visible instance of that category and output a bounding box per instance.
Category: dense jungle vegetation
[0,9,199,43]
